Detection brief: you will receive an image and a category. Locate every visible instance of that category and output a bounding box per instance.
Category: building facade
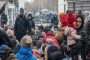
[67,0,90,12]
[25,0,58,13]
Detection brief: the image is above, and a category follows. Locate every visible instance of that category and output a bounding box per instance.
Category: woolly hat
[61,16,67,27]
[20,35,32,47]
[67,11,76,28]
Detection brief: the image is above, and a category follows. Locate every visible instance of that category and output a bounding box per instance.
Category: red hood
[42,33,60,48]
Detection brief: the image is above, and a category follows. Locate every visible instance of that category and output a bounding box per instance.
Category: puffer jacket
[16,48,37,60]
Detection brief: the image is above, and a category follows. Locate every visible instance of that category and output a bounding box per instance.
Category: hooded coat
[61,16,67,27]
[14,15,27,41]
[16,48,37,60]
[27,13,35,35]
[67,11,76,29]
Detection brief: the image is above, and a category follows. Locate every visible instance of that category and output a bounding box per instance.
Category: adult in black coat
[14,8,27,41]
[76,14,87,60]
[27,13,35,35]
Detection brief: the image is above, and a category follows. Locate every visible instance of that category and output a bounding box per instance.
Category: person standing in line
[27,13,35,35]
[14,8,27,41]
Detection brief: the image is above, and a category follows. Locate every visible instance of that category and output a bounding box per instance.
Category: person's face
[53,28,58,34]
[20,11,24,16]
[47,31,52,34]
[28,16,31,19]
[76,17,82,29]
[54,28,58,31]
[75,11,78,16]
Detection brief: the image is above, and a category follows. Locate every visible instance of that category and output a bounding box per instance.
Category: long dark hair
[76,15,84,30]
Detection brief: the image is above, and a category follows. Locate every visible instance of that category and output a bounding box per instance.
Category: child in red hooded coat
[65,11,81,46]
[60,12,81,48]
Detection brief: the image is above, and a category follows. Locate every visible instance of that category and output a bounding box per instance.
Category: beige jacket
[64,26,81,45]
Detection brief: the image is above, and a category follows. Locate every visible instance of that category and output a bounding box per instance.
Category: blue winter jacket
[16,47,37,60]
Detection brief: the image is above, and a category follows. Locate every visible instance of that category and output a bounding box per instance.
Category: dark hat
[44,26,51,33]
[27,13,32,18]
[20,8,24,13]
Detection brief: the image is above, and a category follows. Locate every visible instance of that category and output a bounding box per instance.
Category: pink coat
[64,26,81,45]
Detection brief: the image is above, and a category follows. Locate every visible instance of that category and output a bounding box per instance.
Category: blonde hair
[20,35,32,47]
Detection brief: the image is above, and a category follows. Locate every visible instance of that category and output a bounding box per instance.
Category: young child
[65,11,81,46]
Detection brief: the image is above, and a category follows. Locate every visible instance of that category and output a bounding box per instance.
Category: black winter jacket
[14,15,27,40]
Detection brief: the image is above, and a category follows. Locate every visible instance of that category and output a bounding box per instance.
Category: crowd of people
[0,2,90,60]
